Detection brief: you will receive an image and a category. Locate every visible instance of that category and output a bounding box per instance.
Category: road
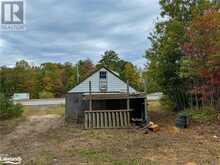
[14,98,65,106]
[14,93,162,106]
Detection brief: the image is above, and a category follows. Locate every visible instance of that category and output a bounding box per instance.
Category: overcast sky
[0,0,160,67]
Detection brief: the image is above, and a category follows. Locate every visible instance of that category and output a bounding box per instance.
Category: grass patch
[85,130,115,141]
[111,159,160,165]
[148,101,161,111]
[23,105,64,117]
[78,148,112,162]
[28,151,56,165]
[0,116,25,135]
[185,106,217,123]
[111,160,140,165]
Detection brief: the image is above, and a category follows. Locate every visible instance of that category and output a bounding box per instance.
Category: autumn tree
[1,55,144,98]
[78,58,95,81]
[39,63,65,98]
[63,62,77,91]
[97,50,143,90]
[121,63,142,91]
[145,0,218,110]
[182,8,220,106]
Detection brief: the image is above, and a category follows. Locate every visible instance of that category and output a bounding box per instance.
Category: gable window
[99,71,107,91]
[100,71,107,79]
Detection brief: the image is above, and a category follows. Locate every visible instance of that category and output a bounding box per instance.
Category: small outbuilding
[12,93,30,101]
[65,66,147,128]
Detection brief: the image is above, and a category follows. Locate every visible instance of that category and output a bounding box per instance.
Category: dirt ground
[0,104,220,165]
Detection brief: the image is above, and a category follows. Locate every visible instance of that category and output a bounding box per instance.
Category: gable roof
[69,66,139,93]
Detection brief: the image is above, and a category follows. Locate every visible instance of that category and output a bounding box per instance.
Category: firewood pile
[144,121,160,133]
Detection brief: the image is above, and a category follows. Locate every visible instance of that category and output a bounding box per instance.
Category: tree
[146,19,186,109]
[0,93,23,120]
[25,66,41,99]
[0,67,16,96]
[63,62,77,91]
[121,63,142,91]
[40,63,65,98]
[97,50,144,90]
[14,60,32,93]
[97,50,129,74]
[78,59,95,81]
[98,50,120,70]
[182,8,220,106]
[145,0,217,110]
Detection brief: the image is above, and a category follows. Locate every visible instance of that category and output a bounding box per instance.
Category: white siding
[68,68,137,93]
[12,93,30,100]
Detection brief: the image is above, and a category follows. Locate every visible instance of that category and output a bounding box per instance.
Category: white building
[12,93,30,101]
[69,66,137,94]
[66,66,147,128]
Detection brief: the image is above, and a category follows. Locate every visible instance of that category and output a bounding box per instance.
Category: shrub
[215,98,220,112]
[184,107,217,123]
[160,95,175,111]
[39,91,54,98]
[0,93,23,120]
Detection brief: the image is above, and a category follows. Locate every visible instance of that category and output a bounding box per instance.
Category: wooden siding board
[69,68,137,93]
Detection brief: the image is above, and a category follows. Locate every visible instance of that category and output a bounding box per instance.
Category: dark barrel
[176,113,188,128]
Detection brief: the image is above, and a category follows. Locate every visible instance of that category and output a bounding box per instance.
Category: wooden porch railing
[84,109,132,129]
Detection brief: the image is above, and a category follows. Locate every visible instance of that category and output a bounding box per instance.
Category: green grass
[65,147,112,163]
[76,148,154,165]
[149,100,218,123]
[79,148,112,162]
[184,106,217,123]
[148,101,161,111]
[23,105,65,117]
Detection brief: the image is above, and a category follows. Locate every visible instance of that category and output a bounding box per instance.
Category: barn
[65,66,148,128]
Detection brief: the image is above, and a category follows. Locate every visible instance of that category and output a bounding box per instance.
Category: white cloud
[0,38,6,48]
[0,0,161,67]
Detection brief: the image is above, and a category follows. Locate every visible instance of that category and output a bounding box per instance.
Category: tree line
[1,0,220,112]
[145,0,220,110]
[0,50,143,99]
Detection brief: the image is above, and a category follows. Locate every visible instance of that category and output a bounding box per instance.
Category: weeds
[185,107,217,123]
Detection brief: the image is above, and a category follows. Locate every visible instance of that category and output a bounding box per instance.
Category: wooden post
[127,81,130,126]
[127,111,131,127]
[100,112,104,128]
[127,80,130,111]
[93,112,96,128]
[85,112,88,129]
[88,112,92,128]
[124,111,128,127]
[89,81,92,111]
[119,111,124,127]
[104,112,108,128]
[109,112,112,128]
[144,79,148,123]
